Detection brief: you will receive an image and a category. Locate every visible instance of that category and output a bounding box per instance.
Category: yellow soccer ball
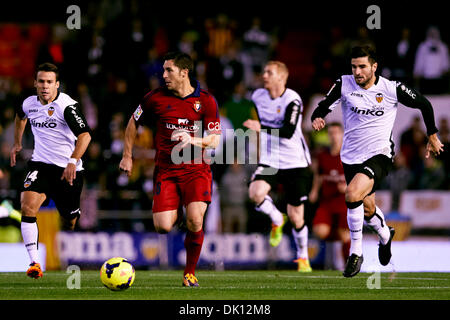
[100,257,135,291]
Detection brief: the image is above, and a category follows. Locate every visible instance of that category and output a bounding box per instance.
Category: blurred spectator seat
[0,23,21,42]
[27,24,49,44]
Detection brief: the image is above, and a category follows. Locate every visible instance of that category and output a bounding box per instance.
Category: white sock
[21,218,39,264]
[255,195,283,226]
[347,203,364,256]
[365,206,390,245]
[292,225,309,259]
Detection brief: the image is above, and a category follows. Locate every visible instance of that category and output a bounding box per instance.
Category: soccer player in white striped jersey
[311,46,444,277]
[244,61,313,272]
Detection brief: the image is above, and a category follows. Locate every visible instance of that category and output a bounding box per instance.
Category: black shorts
[342,154,393,195]
[250,165,313,206]
[21,161,84,219]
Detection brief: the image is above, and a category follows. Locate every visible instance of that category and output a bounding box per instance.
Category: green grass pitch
[1,270,449,300]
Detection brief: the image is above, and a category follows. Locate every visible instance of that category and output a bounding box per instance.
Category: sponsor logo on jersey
[165,122,200,132]
[375,93,383,103]
[262,118,284,127]
[350,106,384,116]
[133,105,143,121]
[193,101,201,112]
[290,105,299,125]
[70,109,86,128]
[29,108,39,113]
[30,119,57,128]
[400,84,416,99]
[351,92,364,98]
[178,118,189,125]
[48,106,55,116]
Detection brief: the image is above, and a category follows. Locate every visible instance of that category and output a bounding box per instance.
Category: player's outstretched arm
[10,115,27,167]
[119,116,138,176]
[310,79,342,131]
[396,82,443,159]
[426,133,444,158]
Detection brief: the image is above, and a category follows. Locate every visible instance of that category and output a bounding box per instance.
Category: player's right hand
[119,157,133,177]
[10,144,22,167]
[243,119,261,132]
[312,118,326,131]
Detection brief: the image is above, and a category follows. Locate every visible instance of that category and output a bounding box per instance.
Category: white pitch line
[1,285,450,290]
[265,274,450,281]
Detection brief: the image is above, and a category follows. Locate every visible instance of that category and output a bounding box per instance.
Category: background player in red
[310,122,350,268]
[119,52,221,287]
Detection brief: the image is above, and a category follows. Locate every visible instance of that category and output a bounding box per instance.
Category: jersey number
[25,170,39,182]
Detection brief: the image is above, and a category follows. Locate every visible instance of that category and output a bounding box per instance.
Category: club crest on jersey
[48,106,55,116]
[277,106,281,113]
[24,181,31,188]
[193,101,201,112]
[375,93,383,103]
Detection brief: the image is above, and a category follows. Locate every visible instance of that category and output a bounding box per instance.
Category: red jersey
[317,148,346,198]
[133,80,220,169]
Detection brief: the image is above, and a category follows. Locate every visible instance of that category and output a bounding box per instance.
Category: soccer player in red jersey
[310,122,350,269]
[119,52,221,287]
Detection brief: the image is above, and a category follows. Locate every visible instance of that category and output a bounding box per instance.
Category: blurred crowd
[0,1,449,233]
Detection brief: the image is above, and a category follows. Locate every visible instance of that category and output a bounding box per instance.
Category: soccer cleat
[27,262,43,279]
[182,273,199,287]
[294,258,312,272]
[269,214,287,247]
[343,254,363,278]
[378,227,395,266]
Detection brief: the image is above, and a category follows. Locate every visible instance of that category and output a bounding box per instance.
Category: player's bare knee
[345,186,362,203]
[186,217,203,232]
[290,215,304,229]
[20,203,37,217]
[249,189,265,204]
[313,225,330,240]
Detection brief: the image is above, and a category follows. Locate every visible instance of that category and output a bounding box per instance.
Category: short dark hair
[35,62,59,81]
[163,51,194,75]
[350,45,377,64]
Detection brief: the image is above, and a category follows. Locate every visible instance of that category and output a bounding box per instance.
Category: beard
[355,73,374,88]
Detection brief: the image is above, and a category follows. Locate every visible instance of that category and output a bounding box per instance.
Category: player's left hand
[61,163,77,186]
[426,133,444,158]
[172,130,192,148]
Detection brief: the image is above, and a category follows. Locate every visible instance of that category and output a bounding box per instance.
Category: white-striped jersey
[252,88,311,169]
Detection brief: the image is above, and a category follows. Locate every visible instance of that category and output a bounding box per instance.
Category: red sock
[184,229,204,275]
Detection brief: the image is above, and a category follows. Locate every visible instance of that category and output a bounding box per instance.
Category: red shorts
[313,196,348,230]
[152,165,213,213]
